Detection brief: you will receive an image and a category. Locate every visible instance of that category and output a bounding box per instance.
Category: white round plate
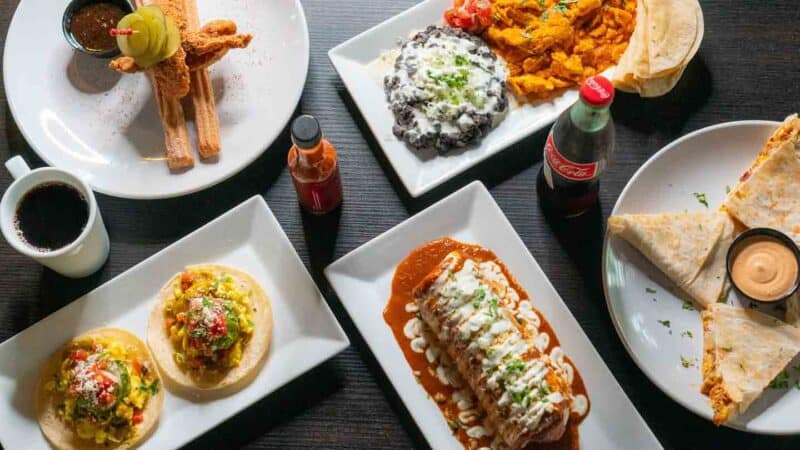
[3,0,308,199]
[602,121,800,435]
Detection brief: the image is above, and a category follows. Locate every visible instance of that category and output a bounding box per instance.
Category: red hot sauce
[287,115,343,214]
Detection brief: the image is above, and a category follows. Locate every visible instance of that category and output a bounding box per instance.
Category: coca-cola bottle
[537,75,615,218]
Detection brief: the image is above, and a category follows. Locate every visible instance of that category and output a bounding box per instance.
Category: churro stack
[122,0,252,170]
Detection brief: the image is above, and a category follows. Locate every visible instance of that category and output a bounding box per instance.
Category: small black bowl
[726,227,800,306]
[62,0,134,58]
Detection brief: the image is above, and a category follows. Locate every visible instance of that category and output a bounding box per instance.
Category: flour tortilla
[36,328,164,450]
[701,304,800,425]
[608,211,731,306]
[683,213,735,307]
[723,115,800,245]
[147,264,272,400]
[646,0,700,77]
[613,0,703,97]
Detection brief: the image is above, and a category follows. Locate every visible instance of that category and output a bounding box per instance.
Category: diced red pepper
[69,349,88,361]
[444,0,493,33]
[132,411,143,424]
[180,272,195,290]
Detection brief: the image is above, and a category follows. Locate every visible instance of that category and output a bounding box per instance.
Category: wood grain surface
[1,0,800,449]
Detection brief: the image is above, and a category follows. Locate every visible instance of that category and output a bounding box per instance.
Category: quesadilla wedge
[723,114,800,245]
[608,211,733,307]
[701,303,800,425]
[147,264,272,399]
[36,328,163,450]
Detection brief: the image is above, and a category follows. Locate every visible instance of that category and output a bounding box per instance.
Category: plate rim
[601,119,787,434]
[327,0,564,198]
[326,180,662,449]
[0,194,350,448]
[2,0,310,200]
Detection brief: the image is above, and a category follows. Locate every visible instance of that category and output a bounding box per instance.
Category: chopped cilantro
[681,330,693,339]
[486,297,500,319]
[645,287,657,294]
[139,379,160,395]
[454,55,469,66]
[682,300,695,311]
[658,319,671,328]
[541,10,549,21]
[472,288,486,308]
[511,387,531,405]
[693,192,709,208]
[680,356,694,368]
[427,70,469,89]
[538,0,546,6]
[505,359,526,375]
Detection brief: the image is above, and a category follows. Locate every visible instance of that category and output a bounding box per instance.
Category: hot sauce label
[294,168,343,214]
[544,133,598,181]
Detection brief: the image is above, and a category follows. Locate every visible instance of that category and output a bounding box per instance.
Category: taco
[36,328,164,450]
[147,264,272,399]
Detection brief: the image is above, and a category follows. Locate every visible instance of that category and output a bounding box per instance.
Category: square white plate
[324,181,661,450]
[328,0,591,198]
[0,195,349,449]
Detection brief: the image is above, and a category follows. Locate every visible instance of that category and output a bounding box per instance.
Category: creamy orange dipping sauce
[731,236,799,302]
[383,237,588,450]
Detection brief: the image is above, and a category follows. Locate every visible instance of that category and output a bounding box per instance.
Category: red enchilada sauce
[384,238,589,450]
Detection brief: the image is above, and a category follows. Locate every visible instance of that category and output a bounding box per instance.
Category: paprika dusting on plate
[288,115,343,214]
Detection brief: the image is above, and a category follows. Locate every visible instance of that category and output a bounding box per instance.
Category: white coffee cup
[0,156,110,278]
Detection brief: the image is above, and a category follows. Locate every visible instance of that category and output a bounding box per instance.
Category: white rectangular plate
[0,196,349,449]
[328,0,588,197]
[324,181,661,449]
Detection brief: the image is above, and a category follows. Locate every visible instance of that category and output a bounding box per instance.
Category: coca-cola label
[543,133,598,181]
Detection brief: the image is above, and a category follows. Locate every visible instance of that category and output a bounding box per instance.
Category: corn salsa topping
[45,337,159,445]
[164,269,254,378]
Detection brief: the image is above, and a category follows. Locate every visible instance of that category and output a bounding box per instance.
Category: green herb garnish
[486,297,499,319]
[646,287,657,294]
[658,320,671,328]
[680,356,694,368]
[505,359,526,375]
[139,379,160,395]
[427,70,469,89]
[693,192,709,208]
[682,300,695,311]
[454,55,469,66]
[681,330,693,339]
[472,288,487,308]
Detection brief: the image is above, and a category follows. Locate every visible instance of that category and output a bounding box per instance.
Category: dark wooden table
[1,1,799,449]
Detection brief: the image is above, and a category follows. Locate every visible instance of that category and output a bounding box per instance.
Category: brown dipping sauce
[384,237,589,450]
[730,236,799,302]
[69,3,125,51]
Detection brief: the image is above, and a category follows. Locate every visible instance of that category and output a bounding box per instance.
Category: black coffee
[14,182,89,251]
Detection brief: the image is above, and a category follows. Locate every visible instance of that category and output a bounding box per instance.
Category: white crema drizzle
[401,254,588,449]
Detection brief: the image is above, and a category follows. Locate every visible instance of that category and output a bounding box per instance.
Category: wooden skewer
[185,0,221,158]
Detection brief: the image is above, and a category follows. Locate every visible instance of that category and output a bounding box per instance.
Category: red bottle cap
[579,76,614,107]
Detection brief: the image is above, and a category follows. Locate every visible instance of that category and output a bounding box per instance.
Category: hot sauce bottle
[288,115,343,214]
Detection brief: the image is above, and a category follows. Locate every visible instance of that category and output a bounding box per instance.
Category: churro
[185,0,220,158]
[139,0,194,170]
[110,0,252,168]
